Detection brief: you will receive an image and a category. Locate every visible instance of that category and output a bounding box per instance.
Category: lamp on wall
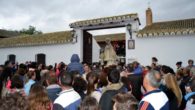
[71,30,78,43]
[126,24,132,39]
[127,24,135,49]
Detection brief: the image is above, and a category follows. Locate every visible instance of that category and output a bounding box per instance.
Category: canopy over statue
[100,38,117,67]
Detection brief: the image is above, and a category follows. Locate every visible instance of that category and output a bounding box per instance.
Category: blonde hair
[164,73,182,106]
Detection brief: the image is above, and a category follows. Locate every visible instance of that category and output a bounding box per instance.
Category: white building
[0,8,195,69]
[133,8,195,69]
[0,31,83,65]
[0,13,140,65]
[94,8,195,69]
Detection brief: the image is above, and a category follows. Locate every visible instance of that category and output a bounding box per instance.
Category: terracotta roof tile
[70,13,138,28]
[94,33,125,42]
[137,18,195,37]
[0,31,73,48]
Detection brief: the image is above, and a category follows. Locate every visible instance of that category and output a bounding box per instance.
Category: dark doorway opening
[36,53,46,65]
[83,31,93,64]
[8,54,16,63]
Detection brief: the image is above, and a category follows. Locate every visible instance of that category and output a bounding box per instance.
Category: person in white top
[185,76,195,110]
[139,70,169,110]
[53,72,81,110]
[82,63,92,81]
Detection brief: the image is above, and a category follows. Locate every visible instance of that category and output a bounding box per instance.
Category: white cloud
[0,0,195,33]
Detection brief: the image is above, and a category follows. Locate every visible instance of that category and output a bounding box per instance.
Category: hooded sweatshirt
[67,54,84,75]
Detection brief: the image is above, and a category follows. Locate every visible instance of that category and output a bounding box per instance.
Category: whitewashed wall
[125,20,139,63]
[76,29,84,62]
[0,43,78,65]
[92,37,100,62]
[0,30,83,65]
[126,32,195,70]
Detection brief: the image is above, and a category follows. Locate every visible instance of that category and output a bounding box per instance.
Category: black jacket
[99,86,127,110]
[164,87,178,110]
[127,74,143,101]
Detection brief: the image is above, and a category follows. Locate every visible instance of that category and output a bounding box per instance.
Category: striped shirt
[53,88,81,110]
[139,89,169,110]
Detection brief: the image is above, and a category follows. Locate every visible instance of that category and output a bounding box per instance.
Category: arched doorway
[36,53,46,65]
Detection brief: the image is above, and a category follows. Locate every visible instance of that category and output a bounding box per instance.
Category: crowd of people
[0,54,195,110]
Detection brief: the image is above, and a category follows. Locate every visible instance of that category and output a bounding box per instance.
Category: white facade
[126,33,195,70]
[0,28,194,70]
[1,23,194,70]
[0,29,101,65]
[92,37,100,62]
[1,12,194,70]
[0,43,79,65]
[0,30,83,65]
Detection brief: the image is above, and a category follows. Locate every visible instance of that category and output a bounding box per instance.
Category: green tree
[19,25,42,35]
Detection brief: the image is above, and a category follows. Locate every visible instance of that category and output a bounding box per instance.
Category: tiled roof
[70,13,139,28]
[94,33,125,42]
[137,18,195,37]
[0,31,73,48]
[0,29,21,38]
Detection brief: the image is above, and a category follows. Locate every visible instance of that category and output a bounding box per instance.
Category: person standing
[139,70,169,110]
[45,72,61,102]
[28,84,51,110]
[53,72,81,110]
[187,59,194,70]
[24,69,36,96]
[82,64,92,81]
[99,69,127,110]
[112,92,138,110]
[176,61,182,70]
[151,57,158,65]
[67,54,84,75]
[161,73,182,110]
[132,61,142,74]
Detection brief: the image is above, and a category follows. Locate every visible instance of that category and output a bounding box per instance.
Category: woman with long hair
[163,73,182,109]
[28,83,51,110]
[0,61,13,97]
[73,76,87,100]
[86,72,102,102]
[24,70,36,96]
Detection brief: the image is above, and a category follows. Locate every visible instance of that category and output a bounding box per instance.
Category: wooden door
[83,31,92,64]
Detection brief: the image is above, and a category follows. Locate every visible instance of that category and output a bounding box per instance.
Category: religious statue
[100,38,117,67]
